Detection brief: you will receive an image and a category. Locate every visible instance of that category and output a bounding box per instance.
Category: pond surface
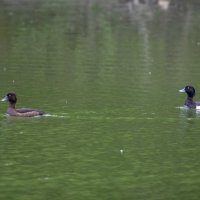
[0,0,200,199]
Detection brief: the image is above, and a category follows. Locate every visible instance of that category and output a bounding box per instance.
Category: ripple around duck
[44,110,159,122]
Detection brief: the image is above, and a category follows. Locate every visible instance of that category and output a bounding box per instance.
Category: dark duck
[1,92,46,117]
[179,85,200,108]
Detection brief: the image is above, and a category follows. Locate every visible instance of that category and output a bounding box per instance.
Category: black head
[1,92,17,104]
[179,85,195,98]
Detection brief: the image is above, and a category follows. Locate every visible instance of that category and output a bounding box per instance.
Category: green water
[0,0,200,199]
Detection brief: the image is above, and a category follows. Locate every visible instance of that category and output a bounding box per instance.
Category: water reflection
[120,0,170,10]
[158,0,170,10]
[0,0,199,106]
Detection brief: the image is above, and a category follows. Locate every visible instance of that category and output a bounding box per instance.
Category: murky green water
[0,0,200,199]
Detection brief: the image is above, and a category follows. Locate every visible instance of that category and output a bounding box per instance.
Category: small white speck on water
[120,149,124,154]
[12,80,15,84]
[149,72,152,75]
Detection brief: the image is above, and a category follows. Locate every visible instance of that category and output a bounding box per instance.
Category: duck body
[183,98,198,108]
[1,92,46,117]
[16,108,45,115]
[179,85,200,109]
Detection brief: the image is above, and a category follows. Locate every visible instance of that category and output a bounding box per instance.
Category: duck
[1,92,46,117]
[179,85,200,108]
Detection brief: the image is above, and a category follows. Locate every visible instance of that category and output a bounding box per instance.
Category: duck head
[1,92,17,104]
[179,85,195,98]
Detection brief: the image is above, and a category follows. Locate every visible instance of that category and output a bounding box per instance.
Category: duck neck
[9,103,16,109]
[187,96,194,101]
[186,97,195,105]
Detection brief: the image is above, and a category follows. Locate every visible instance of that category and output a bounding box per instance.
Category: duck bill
[179,88,186,93]
[1,96,8,102]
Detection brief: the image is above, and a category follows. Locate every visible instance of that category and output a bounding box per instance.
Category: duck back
[16,108,45,115]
